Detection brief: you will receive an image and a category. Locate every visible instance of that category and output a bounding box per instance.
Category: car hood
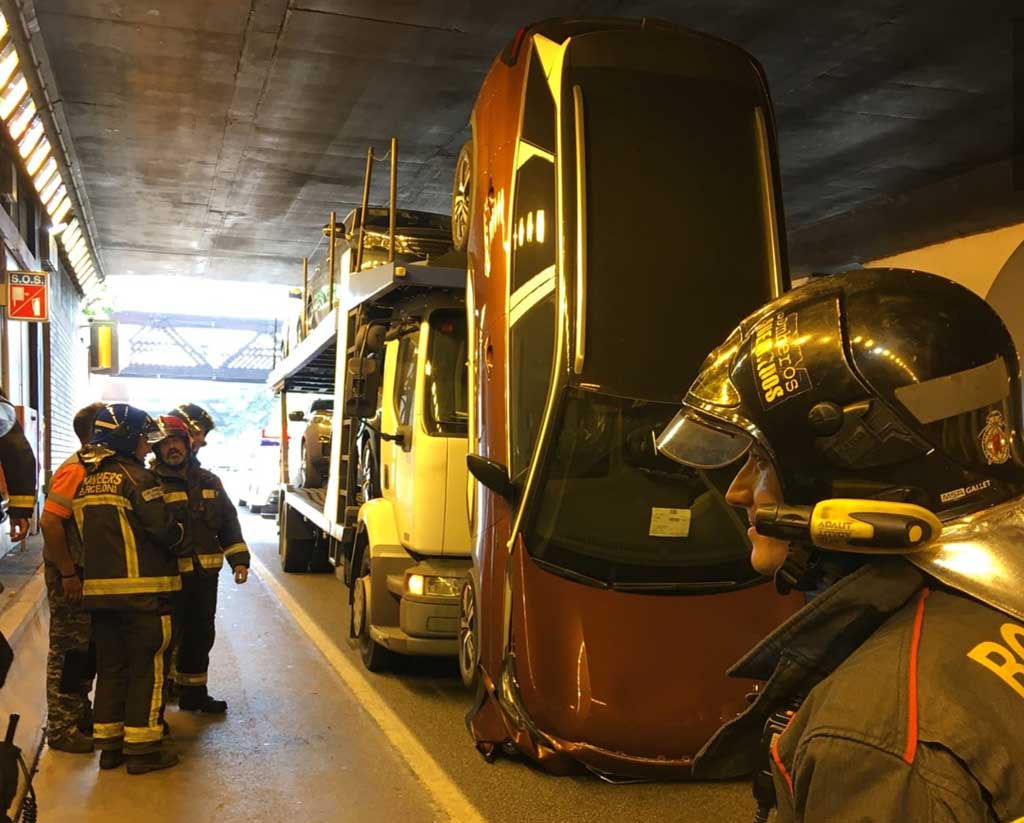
[510,543,801,760]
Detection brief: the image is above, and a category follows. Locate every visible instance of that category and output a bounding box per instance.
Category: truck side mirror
[467,454,514,502]
[287,410,306,422]
[345,357,381,419]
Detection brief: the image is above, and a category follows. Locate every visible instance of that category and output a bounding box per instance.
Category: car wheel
[451,139,472,253]
[458,577,480,689]
[351,552,391,672]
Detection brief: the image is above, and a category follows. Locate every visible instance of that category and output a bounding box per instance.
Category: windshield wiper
[531,557,610,590]
[611,580,739,593]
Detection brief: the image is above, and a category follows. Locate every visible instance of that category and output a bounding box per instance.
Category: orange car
[454,18,802,779]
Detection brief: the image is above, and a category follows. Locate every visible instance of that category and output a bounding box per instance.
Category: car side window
[394,333,419,427]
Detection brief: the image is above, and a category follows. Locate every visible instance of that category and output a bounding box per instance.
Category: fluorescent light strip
[26,138,49,175]
[18,119,44,158]
[8,99,35,140]
[70,248,88,268]
[39,172,61,204]
[44,183,65,214]
[51,196,71,224]
[0,75,28,119]
[0,44,17,91]
[33,157,57,191]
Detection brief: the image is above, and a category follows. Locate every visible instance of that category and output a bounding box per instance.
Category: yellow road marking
[249,554,485,823]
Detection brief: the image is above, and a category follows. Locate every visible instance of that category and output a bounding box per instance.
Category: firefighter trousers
[175,572,218,694]
[91,610,173,754]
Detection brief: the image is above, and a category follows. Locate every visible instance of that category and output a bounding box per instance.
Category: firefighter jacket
[692,556,1024,821]
[154,459,249,576]
[0,394,36,518]
[75,448,185,611]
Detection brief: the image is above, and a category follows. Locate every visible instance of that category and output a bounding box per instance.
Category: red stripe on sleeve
[902,587,931,765]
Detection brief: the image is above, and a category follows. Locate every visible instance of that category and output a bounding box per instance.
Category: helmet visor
[656,409,753,469]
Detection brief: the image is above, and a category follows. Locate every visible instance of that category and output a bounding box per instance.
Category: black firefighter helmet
[657,268,1024,521]
[168,403,215,437]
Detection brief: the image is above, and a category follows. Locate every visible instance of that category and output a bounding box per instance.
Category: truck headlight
[404,574,461,598]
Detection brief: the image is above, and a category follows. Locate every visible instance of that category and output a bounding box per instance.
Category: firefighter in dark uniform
[657,270,1024,821]
[151,415,249,713]
[167,402,216,452]
[76,404,185,774]
[0,391,37,542]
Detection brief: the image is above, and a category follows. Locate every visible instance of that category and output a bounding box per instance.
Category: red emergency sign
[7,271,49,322]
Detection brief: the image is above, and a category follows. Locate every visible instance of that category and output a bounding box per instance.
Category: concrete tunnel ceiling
[29,0,1024,284]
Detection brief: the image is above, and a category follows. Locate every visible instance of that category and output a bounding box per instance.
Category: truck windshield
[523,387,759,590]
[569,65,777,401]
[424,309,468,437]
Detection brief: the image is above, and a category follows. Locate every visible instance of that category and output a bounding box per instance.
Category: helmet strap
[774,543,824,594]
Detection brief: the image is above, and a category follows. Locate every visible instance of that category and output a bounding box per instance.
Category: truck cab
[349,297,472,670]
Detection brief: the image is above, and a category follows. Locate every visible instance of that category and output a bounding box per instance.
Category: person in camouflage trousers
[39,403,105,753]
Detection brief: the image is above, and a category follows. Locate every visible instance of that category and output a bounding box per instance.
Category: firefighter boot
[178,686,227,714]
[98,750,125,770]
[48,729,94,754]
[126,748,179,775]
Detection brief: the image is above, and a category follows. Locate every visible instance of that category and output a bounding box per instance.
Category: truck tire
[451,139,472,253]
[351,552,392,672]
[458,577,480,689]
[279,510,312,573]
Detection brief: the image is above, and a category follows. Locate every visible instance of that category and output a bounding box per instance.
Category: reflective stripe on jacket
[76,453,184,611]
[0,398,37,518]
[155,462,249,575]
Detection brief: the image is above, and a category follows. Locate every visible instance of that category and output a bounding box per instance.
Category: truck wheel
[458,577,480,689]
[279,514,312,573]
[351,554,391,672]
[451,139,472,253]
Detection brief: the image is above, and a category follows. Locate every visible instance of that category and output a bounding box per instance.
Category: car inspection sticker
[649,507,691,538]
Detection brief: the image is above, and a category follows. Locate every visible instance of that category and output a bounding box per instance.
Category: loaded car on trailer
[269,158,472,671]
[454,18,802,779]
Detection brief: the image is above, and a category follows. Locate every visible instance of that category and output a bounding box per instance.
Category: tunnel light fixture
[0,43,17,91]
[8,99,35,140]
[62,227,81,250]
[33,157,57,192]
[48,221,68,235]
[51,197,71,224]
[17,117,44,158]
[0,74,28,120]
[25,138,49,175]
[67,236,86,260]
[39,173,61,205]
[70,247,88,269]
[0,14,8,41]
[44,183,65,215]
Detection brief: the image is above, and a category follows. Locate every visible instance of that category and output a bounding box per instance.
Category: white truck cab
[350,299,471,670]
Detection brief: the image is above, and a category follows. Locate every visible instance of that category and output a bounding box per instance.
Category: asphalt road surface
[239,509,756,823]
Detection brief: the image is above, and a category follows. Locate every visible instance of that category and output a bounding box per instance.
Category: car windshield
[361,208,451,233]
[568,63,777,401]
[423,309,468,437]
[523,387,759,590]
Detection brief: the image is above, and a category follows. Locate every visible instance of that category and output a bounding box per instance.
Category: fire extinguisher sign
[7,271,49,323]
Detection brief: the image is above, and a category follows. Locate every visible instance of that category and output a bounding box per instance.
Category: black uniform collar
[692,558,926,779]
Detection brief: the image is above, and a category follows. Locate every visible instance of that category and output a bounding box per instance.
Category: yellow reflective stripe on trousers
[93,721,124,740]
[7,495,35,508]
[124,725,164,744]
[175,671,207,686]
[148,614,172,729]
[162,491,188,504]
[118,509,140,578]
[223,542,248,558]
[84,576,181,595]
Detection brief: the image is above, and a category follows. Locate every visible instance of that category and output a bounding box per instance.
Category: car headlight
[404,574,461,598]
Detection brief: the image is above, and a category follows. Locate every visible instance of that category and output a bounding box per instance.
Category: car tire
[300,440,323,488]
[458,576,480,689]
[356,435,380,504]
[351,551,391,672]
[451,139,472,253]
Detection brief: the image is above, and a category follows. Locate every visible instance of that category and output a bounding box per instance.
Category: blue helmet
[91,403,157,457]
